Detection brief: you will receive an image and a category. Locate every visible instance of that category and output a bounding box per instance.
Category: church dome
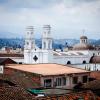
[73,35,94,50]
[90,56,100,63]
[80,36,87,39]
[73,43,94,50]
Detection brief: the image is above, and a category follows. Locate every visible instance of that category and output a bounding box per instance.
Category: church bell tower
[42,25,52,50]
[24,25,53,64]
[24,26,35,50]
[24,26,35,64]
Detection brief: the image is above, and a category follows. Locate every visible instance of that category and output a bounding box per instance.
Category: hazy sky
[0,0,100,39]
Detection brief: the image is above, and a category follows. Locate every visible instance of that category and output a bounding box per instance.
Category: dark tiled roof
[0,58,7,63]
[0,53,24,57]
[0,58,17,65]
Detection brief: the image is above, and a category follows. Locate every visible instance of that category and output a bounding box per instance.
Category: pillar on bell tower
[24,26,35,50]
[42,25,52,50]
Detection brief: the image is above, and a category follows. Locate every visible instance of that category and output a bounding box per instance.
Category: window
[33,55,38,62]
[27,32,29,34]
[26,42,29,45]
[83,60,86,64]
[19,62,22,64]
[67,61,71,64]
[44,42,46,49]
[48,41,51,49]
[56,78,62,86]
[93,53,95,56]
[56,77,66,86]
[84,39,85,43]
[83,75,88,83]
[82,39,84,43]
[73,77,78,84]
[44,79,52,88]
[62,77,66,86]
[32,42,33,45]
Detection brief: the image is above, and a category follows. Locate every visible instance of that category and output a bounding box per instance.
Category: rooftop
[73,43,94,50]
[6,64,89,76]
[83,79,100,90]
[0,53,24,58]
[90,71,100,80]
[80,36,88,39]
[0,86,34,100]
[0,58,17,65]
[90,56,100,64]
[36,90,100,100]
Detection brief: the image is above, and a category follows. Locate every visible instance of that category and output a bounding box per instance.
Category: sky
[0,0,100,39]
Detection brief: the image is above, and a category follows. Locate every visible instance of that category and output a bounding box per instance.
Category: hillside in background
[0,32,23,39]
[0,38,99,50]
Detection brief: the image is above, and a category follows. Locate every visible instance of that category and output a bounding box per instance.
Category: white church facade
[24,25,53,64]
[24,25,100,66]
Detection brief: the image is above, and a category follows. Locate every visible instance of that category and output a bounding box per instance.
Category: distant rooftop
[0,53,24,58]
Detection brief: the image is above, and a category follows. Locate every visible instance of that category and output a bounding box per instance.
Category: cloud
[0,0,62,9]
[0,0,100,39]
[0,0,99,9]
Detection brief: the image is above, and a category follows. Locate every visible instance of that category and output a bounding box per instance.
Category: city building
[24,25,53,64]
[5,64,90,89]
[24,25,100,71]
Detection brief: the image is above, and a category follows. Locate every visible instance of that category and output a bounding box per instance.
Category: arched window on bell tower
[44,42,46,49]
[48,40,51,49]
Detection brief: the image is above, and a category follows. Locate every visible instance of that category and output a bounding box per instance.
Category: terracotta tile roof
[90,71,100,80]
[0,86,34,100]
[82,80,100,97]
[6,64,90,76]
[83,79,100,90]
[36,90,100,100]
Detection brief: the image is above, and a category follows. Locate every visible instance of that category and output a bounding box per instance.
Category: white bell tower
[24,25,53,64]
[42,25,52,50]
[24,26,35,64]
[24,26,35,50]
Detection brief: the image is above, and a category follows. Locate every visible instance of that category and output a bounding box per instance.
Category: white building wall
[72,63,100,71]
[52,49,100,65]
[24,49,53,64]
[12,58,24,64]
[53,55,90,65]
[24,50,31,64]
